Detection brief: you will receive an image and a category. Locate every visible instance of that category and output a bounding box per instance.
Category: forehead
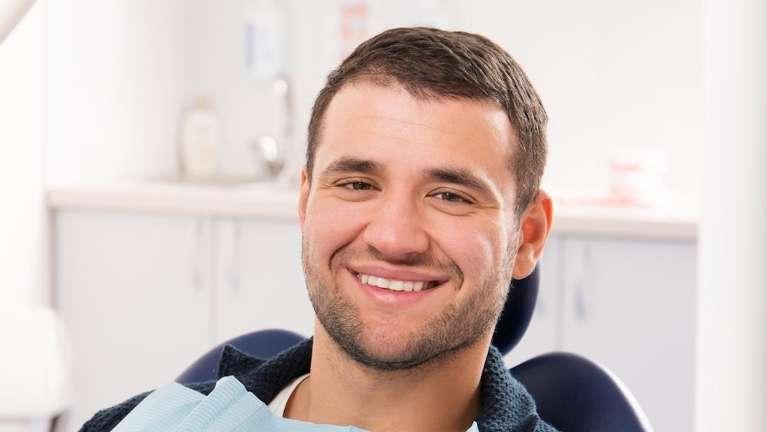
[316,82,517,189]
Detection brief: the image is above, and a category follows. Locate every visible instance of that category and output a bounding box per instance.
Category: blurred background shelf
[47,181,299,219]
[47,182,697,239]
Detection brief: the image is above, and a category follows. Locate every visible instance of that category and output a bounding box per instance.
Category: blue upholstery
[176,329,304,384]
[177,267,652,431]
[492,267,539,354]
[510,352,652,432]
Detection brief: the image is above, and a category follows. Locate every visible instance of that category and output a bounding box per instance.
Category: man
[82,27,555,432]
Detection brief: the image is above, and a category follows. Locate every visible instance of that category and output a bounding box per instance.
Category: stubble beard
[301,236,515,372]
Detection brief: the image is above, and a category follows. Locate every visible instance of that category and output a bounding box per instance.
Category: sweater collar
[218,338,541,431]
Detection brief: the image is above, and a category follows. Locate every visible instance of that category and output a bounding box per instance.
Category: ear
[512,190,554,279]
[298,167,310,226]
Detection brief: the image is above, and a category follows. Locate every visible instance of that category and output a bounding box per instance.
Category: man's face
[299,81,521,370]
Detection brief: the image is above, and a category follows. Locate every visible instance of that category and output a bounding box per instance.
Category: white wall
[696,0,767,429]
[449,0,705,214]
[0,0,46,306]
[46,0,187,184]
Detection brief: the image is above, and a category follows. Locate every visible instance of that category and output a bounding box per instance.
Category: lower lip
[349,270,442,306]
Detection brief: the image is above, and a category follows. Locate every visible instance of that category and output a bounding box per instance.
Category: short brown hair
[306,27,547,215]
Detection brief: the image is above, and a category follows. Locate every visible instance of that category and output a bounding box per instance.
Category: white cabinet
[561,237,696,432]
[54,210,311,432]
[55,211,213,432]
[506,234,697,432]
[213,218,314,343]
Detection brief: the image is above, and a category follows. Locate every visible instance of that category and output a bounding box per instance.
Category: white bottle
[180,98,222,180]
[243,0,286,78]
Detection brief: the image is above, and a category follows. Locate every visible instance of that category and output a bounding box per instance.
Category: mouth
[350,270,445,293]
[344,265,453,309]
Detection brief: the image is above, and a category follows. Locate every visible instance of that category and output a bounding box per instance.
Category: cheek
[303,197,369,255]
[429,216,504,277]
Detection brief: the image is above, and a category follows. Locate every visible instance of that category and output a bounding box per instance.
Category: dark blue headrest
[491,266,539,355]
[510,352,652,431]
[177,329,305,384]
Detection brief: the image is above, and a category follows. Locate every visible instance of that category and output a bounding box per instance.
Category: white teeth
[357,273,436,292]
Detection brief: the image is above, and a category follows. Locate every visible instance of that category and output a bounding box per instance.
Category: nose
[361,193,430,262]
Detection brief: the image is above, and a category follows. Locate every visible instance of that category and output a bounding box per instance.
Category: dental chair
[176,267,653,432]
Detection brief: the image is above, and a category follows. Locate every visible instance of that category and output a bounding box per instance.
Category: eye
[340,181,374,191]
[431,191,472,204]
[331,179,378,202]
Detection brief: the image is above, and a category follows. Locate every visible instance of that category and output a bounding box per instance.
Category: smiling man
[82,27,555,432]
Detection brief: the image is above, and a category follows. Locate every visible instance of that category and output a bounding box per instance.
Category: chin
[367,335,415,359]
[353,325,443,368]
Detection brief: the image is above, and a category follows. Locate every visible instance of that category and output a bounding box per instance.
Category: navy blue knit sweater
[80,339,557,431]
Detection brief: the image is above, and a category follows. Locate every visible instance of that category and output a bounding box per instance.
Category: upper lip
[347,263,450,283]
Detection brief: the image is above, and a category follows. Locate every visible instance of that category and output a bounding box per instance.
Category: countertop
[46,181,698,240]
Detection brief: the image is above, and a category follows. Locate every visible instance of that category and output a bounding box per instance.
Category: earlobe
[512,243,537,279]
[512,191,554,279]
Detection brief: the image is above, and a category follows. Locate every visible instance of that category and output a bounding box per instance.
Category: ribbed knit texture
[80,339,556,431]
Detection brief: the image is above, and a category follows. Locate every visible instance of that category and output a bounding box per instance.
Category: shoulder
[536,420,559,432]
[477,346,560,431]
[78,382,214,432]
[217,344,268,377]
[79,343,266,431]
[78,391,149,432]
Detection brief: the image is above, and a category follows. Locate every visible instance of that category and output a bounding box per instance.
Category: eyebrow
[320,157,382,178]
[426,167,494,196]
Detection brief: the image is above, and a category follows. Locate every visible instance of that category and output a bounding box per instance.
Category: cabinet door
[214,217,315,343]
[55,211,212,432]
[561,237,696,432]
[504,235,562,366]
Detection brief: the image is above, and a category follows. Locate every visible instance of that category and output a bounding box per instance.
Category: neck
[285,326,490,432]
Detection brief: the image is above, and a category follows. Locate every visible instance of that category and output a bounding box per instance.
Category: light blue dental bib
[113,376,479,432]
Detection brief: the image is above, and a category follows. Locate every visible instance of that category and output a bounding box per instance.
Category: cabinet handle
[192,218,205,292]
[574,244,592,321]
[228,220,242,294]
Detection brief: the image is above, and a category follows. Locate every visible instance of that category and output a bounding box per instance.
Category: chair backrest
[176,266,652,432]
[510,352,653,432]
[491,267,539,355]
[176,329,304,384]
